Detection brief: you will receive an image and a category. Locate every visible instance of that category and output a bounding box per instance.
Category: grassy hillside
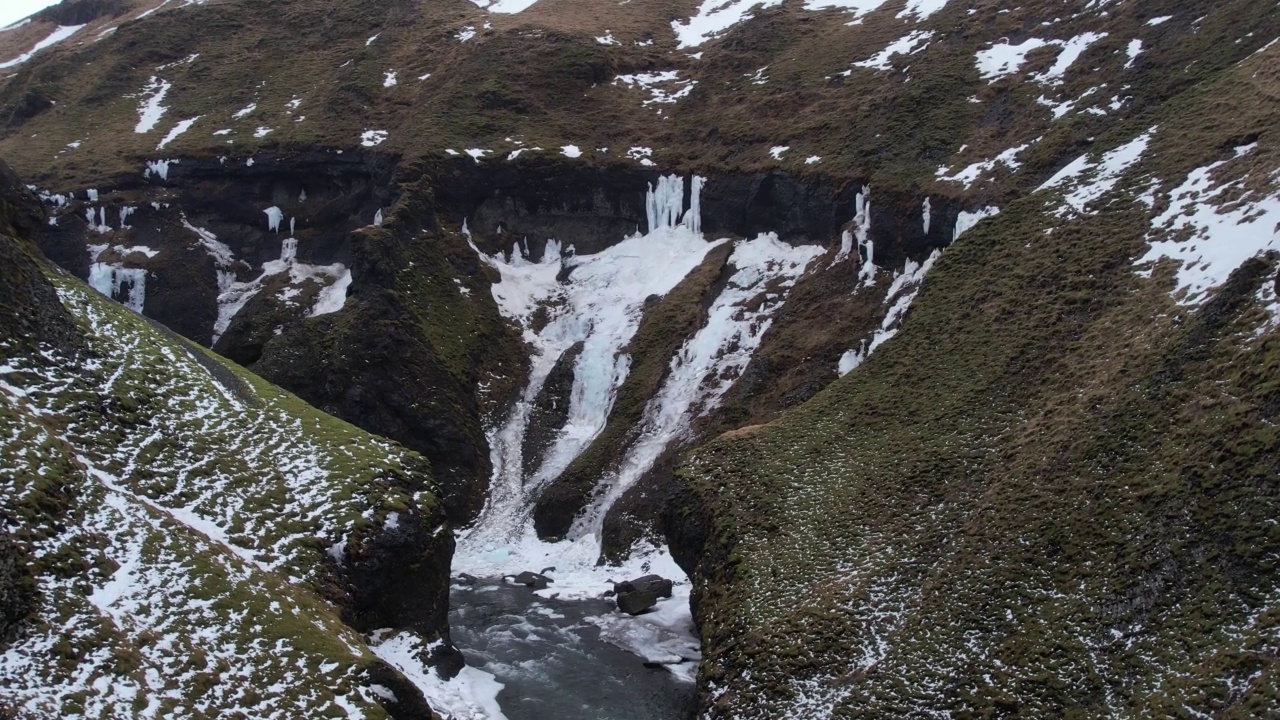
[673,37,1280,719]
[0,229,450,718]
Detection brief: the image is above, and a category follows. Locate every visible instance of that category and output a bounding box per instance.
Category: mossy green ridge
[671,50,1280,718]
[246,172,526,525]
[0,171,449,717]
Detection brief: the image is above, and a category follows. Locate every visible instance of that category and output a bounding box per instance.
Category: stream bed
[450,581,698,720]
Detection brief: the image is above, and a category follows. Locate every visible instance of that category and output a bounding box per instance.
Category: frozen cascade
[922,196,932,235]
[566,234,824,541]
[854,186,875,285]
[646,174,689,232]
[88,264,147,313]
[459,176,718,556]
[452,175,823,697]
[281,238,298,265]
[264,206,284,233]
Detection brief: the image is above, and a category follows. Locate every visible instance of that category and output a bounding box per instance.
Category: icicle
[87,188,98,201]
[687,176,705,235]
[854,186,875,285]
[832,230,854,265]
[542,238,562,264]
[119,206,135,228]
[289,217,296,237]
[280,237,298,265]
[298,188,307,202]
[264,206,284,233]
[922,197,931,235]
[373,208,383,226]
[646,174,685,232]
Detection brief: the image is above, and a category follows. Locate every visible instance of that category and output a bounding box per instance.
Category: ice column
[264,206,284,233]
[854,186,875,285]
[646,174,685,231]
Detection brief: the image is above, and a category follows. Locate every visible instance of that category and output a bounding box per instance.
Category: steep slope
[0,163,462,719]
[671,38,1280,718]
[2,0,1280,716]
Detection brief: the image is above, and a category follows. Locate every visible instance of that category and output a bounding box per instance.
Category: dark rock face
[522,341,583,478]
[332,460,463,680]
[616,589,658,615]
[0,162,80,354]
[614,574,673,598]
[433,158,656,257]
[509,571,553,590]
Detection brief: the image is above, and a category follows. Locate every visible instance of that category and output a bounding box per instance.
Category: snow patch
[133,77,172,134]
[156,116,200,150]
[0,24,85,70]
[851,30,934,70]
[1036,128,1155,215]
[672,0,785,48]
[1137,144,1280,312]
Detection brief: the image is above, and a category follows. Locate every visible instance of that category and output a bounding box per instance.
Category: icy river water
[450,581,697,720]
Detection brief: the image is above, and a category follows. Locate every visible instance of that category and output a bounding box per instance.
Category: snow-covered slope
[0,209,458,717]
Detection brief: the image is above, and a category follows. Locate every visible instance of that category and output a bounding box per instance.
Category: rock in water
[616,589,659,616]
[614,574,673,599]
[511,571,553,590]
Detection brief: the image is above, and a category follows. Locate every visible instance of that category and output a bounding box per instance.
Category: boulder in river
[616,589,659,615]
[613,574,673,599]
[509,571,554,590]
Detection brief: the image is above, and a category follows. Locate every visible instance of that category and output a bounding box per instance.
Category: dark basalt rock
[616,589,659,615]
[614,574,673,599]
[508,571,554,590]
[522,340,583,478]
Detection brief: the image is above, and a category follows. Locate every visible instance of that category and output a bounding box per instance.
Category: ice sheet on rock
[144,158,176,180]
[88,265,147,313]
[954,206,1000,240]
[133,77,172,133]
[672,0,784,48]
[0,24,85,69]
[566,233,823,542]
[370,631,507,720]
[383,70,398,87]
[1036,128,1154,216]
[310,267,352,316]
[1137,143,1280,313]
[560,145,582,158]
[361,130,388,147]
[853,187,875,284]
[462,179,719,550]
[851,30,934,70]
[770,145,789,159]
[586,584,701,673]
[232,103,257,119]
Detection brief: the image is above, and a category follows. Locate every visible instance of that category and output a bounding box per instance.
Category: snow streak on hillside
[0,278,431,719]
